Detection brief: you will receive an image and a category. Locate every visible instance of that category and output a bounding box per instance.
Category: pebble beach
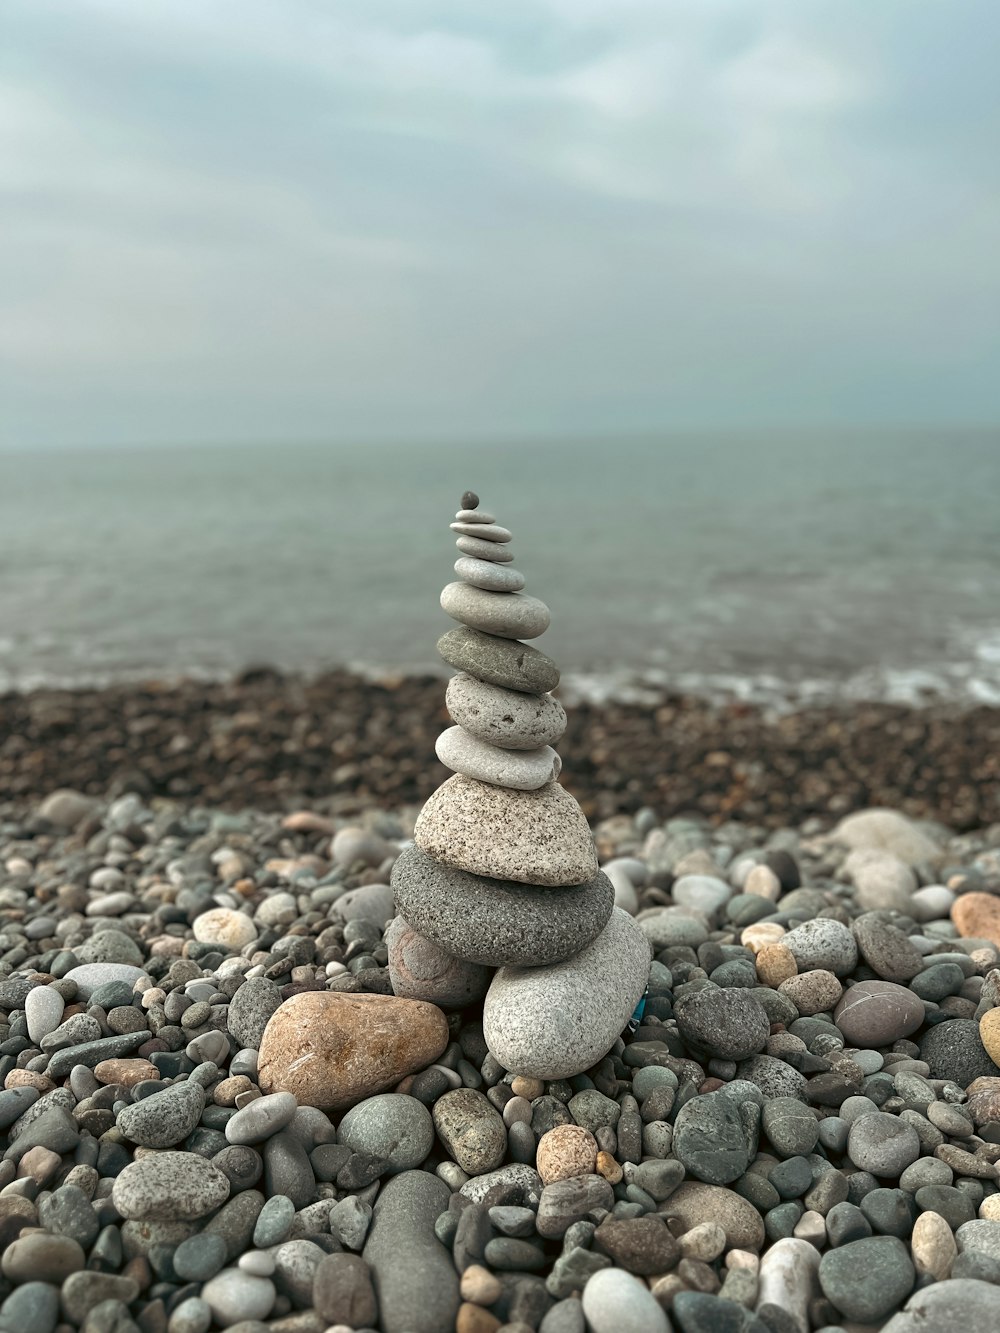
[3,793,1000,1333]
[3,498,1000,1333]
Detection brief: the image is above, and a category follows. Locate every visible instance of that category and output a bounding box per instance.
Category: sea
[2,429,999,710]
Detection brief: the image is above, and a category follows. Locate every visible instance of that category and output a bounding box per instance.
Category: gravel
[3,790,1000,1331]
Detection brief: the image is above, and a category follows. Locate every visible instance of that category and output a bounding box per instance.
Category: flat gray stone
[338,1094,435,1173]
[453,557,525,592]
[435,726,560,790]
[62,964,146,1001]
[818,1235,914,1322]
[672,1091,750,1184]
[847,1113,921,1177]
[224,1091,297,1145]
[437,627,558,694]
[454,506,495,523]
[117,1081,205,1148]
[391,845,612,967]
[433,1089,506,1175]
[882,1279,999,1333]
[483,907,651,1079]
[456,530,517,562]
[363,1170,459,1333]
[46,1031,148,1079]
[440,583,550,640]
[227,977,283,1050]
[112,1152,231,1221]
[446,672,566,750]
[536,1175,615,1238]
[449,521,512,542]
[414,774,596,885]
[454,534,515,562]
[74,930,144,966]
[459,1164,543,1205]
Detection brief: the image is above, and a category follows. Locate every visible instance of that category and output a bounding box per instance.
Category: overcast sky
[3,0,998,447]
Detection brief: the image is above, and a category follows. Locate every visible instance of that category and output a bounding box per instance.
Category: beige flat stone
[661,1182,766,1250]
[414,774,598,886]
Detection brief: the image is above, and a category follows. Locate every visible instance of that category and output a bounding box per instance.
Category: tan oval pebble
[511,1076,544,1100]
[952,893,1000,947]
[4,1070,56,1093]
[744,864,781,901]
[663,1183,765,1250]
[214,1076,255,1106]
[967,1077,1000,1125]
[679,1222,727,1262]
[979,1195,1000,1220]
[460,1264,503,1305]
[792,1210,826,1245]
[741,923,786,953]
[980,1009,1000,1066]
[650,1274,686,1306]
[455,1303,502,1333]
[536,1124,598,1184]
[192,908,257,950]
[94,1059,159,1087]
[911,1210,956,1280]
[18,1146,61,1185]
[596,1151,623,1184]
[778,969,843,1016]
[756,944,797,987]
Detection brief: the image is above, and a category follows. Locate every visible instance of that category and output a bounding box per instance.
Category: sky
[2,0,999,448]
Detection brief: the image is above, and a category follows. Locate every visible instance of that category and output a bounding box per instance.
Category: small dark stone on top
[462,491,479,510]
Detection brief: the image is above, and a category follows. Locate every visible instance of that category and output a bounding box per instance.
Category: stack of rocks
[389,493,650,1079]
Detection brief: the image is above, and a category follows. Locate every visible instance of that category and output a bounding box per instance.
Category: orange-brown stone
[952,893,1000,948]
[94,1059,159,1087]
[257,991,449,1111]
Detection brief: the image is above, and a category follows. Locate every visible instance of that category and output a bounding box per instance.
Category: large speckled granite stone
[414,775,597,886]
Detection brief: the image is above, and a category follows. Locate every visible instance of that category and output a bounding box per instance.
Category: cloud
[1,0,998,445]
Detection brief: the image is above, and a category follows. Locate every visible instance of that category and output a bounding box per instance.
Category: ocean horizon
[2,428,999,709]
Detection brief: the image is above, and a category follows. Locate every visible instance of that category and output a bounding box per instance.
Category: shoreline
[3,668,999,829]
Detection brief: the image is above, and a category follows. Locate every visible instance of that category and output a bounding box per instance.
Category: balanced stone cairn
[389,492,650,1078]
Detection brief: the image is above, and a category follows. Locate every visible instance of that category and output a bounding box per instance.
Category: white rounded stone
[192,909,258,950]
[200,1270,275,1327]
[581,1267,669,1333]
[454,508,496,524]
[435,726,560,791]
[25,985,65,1044]
[483,908,651,1079]
[756,1237,820,1332]
[440,583,550,640]
[445,673,566,750]
[454,557,525,593]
